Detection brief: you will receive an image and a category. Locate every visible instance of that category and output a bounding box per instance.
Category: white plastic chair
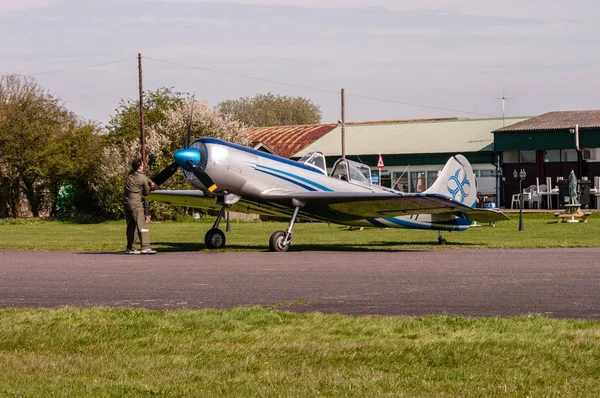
[531,185,542,209]
[534,184,548,209]
[594,176,600,209]
[511,193,521,209]
[522,186,534,208]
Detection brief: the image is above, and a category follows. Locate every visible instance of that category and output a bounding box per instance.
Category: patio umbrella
[568,170,579,205]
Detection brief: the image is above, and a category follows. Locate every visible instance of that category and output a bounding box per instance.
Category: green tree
[105,87,185,146]
[98,90,248,220]
[216,92,322,127]
[45,122,104,218]
[0,74,103,218]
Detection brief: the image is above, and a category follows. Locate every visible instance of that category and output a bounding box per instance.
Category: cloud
[0,0,54,14]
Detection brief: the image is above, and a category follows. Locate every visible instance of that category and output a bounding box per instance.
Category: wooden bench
[554,206,592,223]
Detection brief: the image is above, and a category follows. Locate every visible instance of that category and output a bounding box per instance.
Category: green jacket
[124,171,153,207]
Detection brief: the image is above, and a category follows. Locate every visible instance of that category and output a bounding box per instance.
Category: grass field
[1,212,599,251]
[0,307,599,396]
[2,214,600,395]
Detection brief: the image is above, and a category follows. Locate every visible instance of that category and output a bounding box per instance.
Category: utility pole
[494,88,513,127]
[138,53,149,221]
[138,53,146,170]
[341,88,346,159]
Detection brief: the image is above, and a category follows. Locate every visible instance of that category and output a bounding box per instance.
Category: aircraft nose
[174,148,201,169]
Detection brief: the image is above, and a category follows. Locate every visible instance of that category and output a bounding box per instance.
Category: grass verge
[0,307,599,396]
[1,213,599,251]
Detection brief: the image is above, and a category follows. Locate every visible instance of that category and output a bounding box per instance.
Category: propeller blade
[151,161,179,187]
[186,160,218,193]
[184,100,194,148]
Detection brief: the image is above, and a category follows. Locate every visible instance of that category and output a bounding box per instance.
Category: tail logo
[447,168,471,203]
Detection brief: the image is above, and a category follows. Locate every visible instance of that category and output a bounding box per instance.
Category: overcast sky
[2,0,599,125]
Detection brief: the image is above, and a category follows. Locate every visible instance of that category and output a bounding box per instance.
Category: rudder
[424,155,478,208]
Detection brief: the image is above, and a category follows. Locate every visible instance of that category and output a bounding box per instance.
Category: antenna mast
[494,88,513,127]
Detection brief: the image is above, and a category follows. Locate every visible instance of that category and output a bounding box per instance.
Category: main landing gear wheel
[437,231,446,245]
[205,228,226,249]
[269,230,291,252]
[270,200,304,252]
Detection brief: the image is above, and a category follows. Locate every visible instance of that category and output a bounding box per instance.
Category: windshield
[347,160,371,185]
[297,151,326,174]
[330,159,372,187]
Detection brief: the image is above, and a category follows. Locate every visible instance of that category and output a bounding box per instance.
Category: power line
[30,58,134,76]
[24,55,499,118]
[145,56,337,94]
[145,56,498,117]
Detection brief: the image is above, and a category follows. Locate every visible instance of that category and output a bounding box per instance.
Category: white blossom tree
[95,94,249,219]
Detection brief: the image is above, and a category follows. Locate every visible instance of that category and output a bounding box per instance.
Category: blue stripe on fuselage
[255,164,333,192]
[367,218,387,227]
[255,169,317,191]
[198,137,324,175]
[383,216,471,229]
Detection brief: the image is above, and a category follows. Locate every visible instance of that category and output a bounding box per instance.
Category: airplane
[148,132,509,252]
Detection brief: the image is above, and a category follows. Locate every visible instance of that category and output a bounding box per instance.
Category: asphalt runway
[1,248,599,319]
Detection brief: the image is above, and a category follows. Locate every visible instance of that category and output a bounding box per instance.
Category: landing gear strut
[205,205,227,249]
[269,200,304,252]
[437,230,447,245]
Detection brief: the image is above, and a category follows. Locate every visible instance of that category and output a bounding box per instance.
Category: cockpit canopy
[330,158,372,188]
[297,151,327,175]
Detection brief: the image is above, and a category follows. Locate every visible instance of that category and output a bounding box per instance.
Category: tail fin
[424,155,478,208]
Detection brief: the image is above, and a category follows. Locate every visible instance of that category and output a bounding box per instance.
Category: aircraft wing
[150,190,509,222]
[148,190,314,219]
[149,190,222,211]
[263,191,510,221]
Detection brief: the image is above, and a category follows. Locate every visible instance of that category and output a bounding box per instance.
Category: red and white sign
[377,153,385,168]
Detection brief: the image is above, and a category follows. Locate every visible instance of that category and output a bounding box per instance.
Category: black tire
[205,228,226,249]
[269,230,290,252]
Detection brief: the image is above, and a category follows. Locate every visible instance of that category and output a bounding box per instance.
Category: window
[409,171,426,193]
[504,151,519,163]
[479,169,495,177]
[520,150,536,163]
[374,171,392,188]
[427,171,439,189]
[392,172,408,192]
[561,149,578,162]
[545,150,561,162]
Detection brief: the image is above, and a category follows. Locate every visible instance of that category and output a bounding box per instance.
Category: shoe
[140,248,157,255]
[125,249,141,255]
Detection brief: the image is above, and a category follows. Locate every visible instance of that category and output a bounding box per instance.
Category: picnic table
[554,204,592,223]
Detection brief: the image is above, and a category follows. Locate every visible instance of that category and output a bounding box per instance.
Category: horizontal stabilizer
[459,208,510,222]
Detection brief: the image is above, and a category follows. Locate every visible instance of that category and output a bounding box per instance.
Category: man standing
[124,158,157,254]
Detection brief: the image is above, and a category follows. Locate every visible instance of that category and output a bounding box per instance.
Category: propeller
[185,160,217,192]
[151,161,179,187]
[150,99,218,193]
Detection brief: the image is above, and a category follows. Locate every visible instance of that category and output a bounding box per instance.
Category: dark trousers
[124,203,150,250]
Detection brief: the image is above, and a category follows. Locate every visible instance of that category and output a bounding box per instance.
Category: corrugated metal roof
[494,110,600,132]
[248,124,336,158]
[294,117,530,158]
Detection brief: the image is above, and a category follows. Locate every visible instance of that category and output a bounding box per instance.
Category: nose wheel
[205,228,226,249]
[204,205,227,249]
